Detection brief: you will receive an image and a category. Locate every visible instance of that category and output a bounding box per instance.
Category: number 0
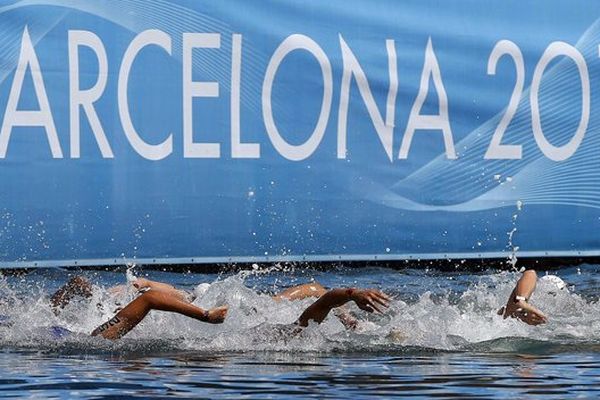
[530,42,589,162]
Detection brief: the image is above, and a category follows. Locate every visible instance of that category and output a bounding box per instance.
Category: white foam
[540,274,567,291]
[0,271,598,353]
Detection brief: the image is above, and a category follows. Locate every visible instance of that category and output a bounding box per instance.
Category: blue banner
[0,0,599,267]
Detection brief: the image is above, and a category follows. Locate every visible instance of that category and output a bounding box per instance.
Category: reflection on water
[2,351,600,398]
[1,264,600,398]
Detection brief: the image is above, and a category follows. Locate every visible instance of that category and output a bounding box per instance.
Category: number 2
[484,40,524,160]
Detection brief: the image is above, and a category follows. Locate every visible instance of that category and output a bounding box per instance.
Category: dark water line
[3,255,600,275]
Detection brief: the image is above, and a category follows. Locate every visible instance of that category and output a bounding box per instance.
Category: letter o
[262,34,332,161]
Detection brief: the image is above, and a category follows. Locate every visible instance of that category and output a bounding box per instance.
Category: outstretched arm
[296,288,390,327]
[498,269,547,325]
[91,290,227,340]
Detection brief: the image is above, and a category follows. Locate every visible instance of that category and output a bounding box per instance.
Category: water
[1,264,600,398]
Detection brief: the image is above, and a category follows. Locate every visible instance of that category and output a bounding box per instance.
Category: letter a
[0,26,63,158]
[399,37,456,159]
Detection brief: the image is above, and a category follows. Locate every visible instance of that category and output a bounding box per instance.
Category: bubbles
[506,200,523,269]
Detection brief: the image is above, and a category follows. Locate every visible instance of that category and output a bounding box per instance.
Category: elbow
[139,290,161,308]
[523,269,537,279]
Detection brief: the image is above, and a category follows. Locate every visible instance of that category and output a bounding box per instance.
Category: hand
[350,289,391,314]
[498,299,548,326]
[206,306,228,324]
[132,278,150,290]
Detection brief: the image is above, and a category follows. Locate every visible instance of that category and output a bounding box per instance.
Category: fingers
[528,311,548,325]
[528,316,546,326]
[517,312,546,326]
[362,290,390,314]
[374,290,392,303]
[372,291,391,308]
[510,304,548,326]
[367,300,383,314]
[520,303,548,323]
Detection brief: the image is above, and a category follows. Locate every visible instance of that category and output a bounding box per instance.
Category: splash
[506,200,523,270]
[0,268,598,355]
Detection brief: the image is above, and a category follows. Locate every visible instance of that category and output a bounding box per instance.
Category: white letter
[484,40,525,160]
[338,35,397,161]
[0,26,63,158]
[399,37,456,159]
[69,30,113,158]
[231,34,259,158]
[531,42,589,161]
[262,34,332,161]
[118,29,172,160]
[183,33,220,158]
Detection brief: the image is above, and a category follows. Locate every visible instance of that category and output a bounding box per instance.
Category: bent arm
[296,288,389,327]
[91,290,227,340]
[297,288,353,327]
[274,282,359,329]
[500,269,547,325]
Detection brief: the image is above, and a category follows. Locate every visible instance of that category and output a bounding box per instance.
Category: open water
[1,264,600,398]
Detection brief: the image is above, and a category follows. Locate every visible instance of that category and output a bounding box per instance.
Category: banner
[1,0,599,267]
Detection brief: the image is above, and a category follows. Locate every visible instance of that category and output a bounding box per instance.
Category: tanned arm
[498,269,547,325]
[273,282,360,329]
[131,277,192,302]
[91,290,227,340]
[296,288,390,327]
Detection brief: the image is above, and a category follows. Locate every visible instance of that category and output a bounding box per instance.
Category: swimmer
[51,276,228,340]
[50,275,93,310]
[53,276,389,339]
[498,269,548,326]
[273,282,389,328]
[131,278,389,328]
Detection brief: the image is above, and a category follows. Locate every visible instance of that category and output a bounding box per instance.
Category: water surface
[1,264,599,398]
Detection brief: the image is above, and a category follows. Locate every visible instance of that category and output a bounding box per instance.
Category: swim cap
[194,283,211,298]
[540,274,567,290]
[49,326,72,338]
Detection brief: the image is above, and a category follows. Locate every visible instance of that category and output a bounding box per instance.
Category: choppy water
[1,264,600,398]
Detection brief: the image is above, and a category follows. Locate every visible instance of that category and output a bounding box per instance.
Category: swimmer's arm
[499,269,547,325]
[108,284,127,296]
[91,290,228,340]
[296,288,390,327]
[132,278,190,303]
[273,283,359,329]
[273,282,327,301]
